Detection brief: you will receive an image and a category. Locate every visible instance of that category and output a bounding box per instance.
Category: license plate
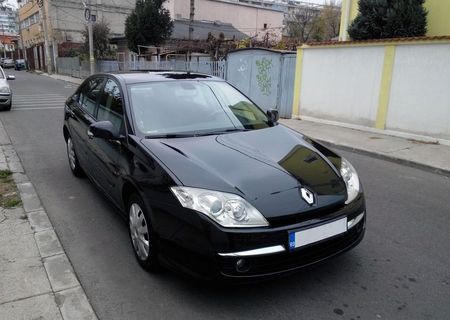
[289,218,347,251]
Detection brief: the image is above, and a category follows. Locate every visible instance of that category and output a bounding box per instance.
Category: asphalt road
[1,70,450,320]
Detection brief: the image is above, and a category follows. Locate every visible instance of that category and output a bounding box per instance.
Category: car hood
[141,125,347,218]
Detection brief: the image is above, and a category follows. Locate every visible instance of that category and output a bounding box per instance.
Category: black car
[63,72,365,280]
[15,59,26,70]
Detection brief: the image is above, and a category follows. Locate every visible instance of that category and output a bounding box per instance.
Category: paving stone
[35,229,64,258]
[55,286,97,320]
[2,206,26,220]
[12,172,29,184]
[3,148,19,161]
[44,254,80,292]
[8,161,24,173]
[28,210,52,232]
[0,259,52,304]
[0,293,62,320]
[0,218,33,238]
[0,162,7,170]
[0,123,11,145]
[17,182,43,212]
[0,231,40,262]
[0,151,6,163]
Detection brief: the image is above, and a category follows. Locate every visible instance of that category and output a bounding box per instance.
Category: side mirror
[266,109,279,124]
[89,121,121,140]
[7,75,15,81]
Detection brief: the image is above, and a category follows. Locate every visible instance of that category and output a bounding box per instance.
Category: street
[1,70,450,320]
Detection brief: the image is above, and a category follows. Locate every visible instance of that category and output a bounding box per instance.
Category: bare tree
[321,1,341,40]
[285,1,341,43]
[285,5,322,43]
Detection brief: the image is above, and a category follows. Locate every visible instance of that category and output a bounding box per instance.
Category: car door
[69,76,105,172]
[87,78,126,203]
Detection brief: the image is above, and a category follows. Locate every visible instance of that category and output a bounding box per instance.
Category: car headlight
[340,158,360,204]
[171,186,269,228]
[0,86,10,93]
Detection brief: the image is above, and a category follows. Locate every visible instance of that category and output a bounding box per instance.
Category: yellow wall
[18,2,43,46]
[425,0,450,36]
[339,0,450,40]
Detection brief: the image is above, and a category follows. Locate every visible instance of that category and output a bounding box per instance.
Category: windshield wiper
[196,128,250,136]
[145,128,249,139]
[145,133,195,139]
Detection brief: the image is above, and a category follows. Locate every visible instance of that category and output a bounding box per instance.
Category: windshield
[128,81,271,137]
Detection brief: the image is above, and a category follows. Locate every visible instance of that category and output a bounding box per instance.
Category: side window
[79,77,104,116]
[97,79,124,134]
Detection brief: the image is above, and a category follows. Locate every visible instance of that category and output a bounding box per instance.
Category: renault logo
[300,187,315,206]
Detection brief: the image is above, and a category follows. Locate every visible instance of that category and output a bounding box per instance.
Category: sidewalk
[0,121,97,320]
[39,72,450,177]
[281,118,450,176]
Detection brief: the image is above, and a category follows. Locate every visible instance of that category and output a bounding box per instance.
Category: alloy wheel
[129,203,150,260]
[67,138,76,170]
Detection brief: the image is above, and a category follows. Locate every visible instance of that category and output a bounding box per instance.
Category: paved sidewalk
[0,121,97,320]
[281,118,450,176]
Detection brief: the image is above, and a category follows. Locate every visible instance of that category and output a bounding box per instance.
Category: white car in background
[0,67,15,111]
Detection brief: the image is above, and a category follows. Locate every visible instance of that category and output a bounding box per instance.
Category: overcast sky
[6,0,16,8]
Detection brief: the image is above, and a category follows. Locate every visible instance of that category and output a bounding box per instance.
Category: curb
[315,139,450,178]
[0,122,98,320]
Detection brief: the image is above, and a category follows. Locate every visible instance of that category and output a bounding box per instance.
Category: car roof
[98,71,226,85]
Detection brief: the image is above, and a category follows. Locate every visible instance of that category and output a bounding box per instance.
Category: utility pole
[1,24,6,59]
[84,0,95,75]
[188,0,194,62]
[17,11,26,62]
[38,0,53,73]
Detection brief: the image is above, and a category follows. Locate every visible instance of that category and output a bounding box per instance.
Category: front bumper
[217,215,365,279]
[155,195,366,281]
[0,93,11,106]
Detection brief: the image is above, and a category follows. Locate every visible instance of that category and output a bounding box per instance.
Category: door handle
[87,130,94,139]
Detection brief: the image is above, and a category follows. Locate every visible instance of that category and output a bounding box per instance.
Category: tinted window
[97,79,124,134]
[79,77,104,116]
[129,81,270,136]
[208,82,269,130]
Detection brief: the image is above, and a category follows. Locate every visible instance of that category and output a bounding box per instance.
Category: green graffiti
[255,58,272,96]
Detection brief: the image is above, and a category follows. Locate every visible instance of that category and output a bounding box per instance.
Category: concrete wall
[165,0,284,40]
[227,49,296,118]
[386,44,450,139]
[292,40,450,141]
[340,0,450,39]
[300,46,384,127]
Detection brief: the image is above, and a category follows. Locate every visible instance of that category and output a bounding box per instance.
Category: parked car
[63,72,365,281]
[2,59,15,69]
[15,59,26,70]
[0,67,15,111]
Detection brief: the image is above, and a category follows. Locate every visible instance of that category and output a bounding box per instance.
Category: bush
[348,0,427,40]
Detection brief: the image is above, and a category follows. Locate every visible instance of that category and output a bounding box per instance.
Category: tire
[66,136,84,177]
[128,193,160,272]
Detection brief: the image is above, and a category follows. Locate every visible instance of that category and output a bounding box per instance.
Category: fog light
[235,258,250,273]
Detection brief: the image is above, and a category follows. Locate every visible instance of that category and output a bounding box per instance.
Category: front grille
[219,222,363,277]
[267,202,345,228]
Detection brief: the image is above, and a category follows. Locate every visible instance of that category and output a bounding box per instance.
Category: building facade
[164,0,284,40]
[0,4,18,58]
[18,0,135,71]
[339,0,450,40]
